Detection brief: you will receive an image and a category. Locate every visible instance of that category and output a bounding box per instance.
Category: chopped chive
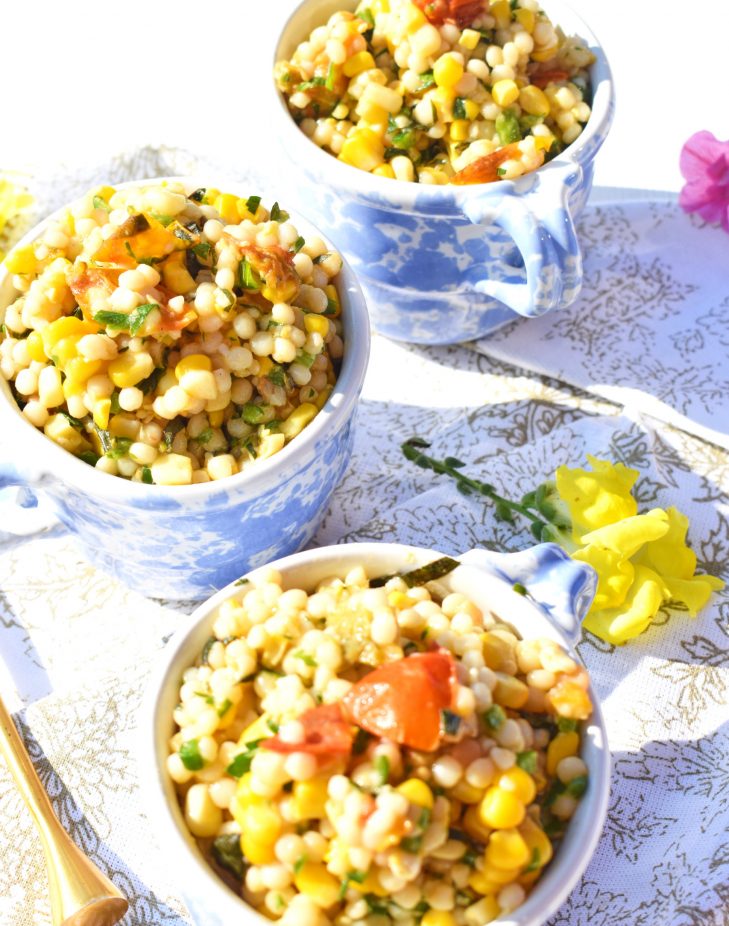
[240,403,265,425]
[373,754,390,785]
[270,202,289,222]
[557,717,579,733]
[212,833,246,879]
[238,257,261,291]
[246,195,261,215]
[441,709,461,736]
[293,650,317,667]
[292,235,306,253]
[179,739,204,771]
[483,705,506,731]
[192,240,212,260]
[128,302,157,335]
[293,855,308,875]
[93,310,131,330]
[565,775,588,798]
[516,750,538,773]
[141,466,153,484]
[92,195,111,212]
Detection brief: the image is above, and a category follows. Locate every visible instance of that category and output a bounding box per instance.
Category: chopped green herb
[226,739,265,777]
[141,466,153,484]
[238,257,261,291]
[163,416,186,450]
[453,97,467,120]
[496,109,522,145]
[189,188,206,203]
[370,555,460,589]
[219,288,236,310]
[201,637,217,664]
[240,403,265,425]
[357,7,375,28]
[325,62,336,92]
[522,847,542,873]
[339,870,367,899]
[373,754,390,785]
[364,894,389,916]
[557,717,579,733]
[497,167,507,177]
[441,709,461,736]
[391,127,416,149]
[60,410,85,430]
[483,705,507,731]
[400,834,422,853]
[512,582,528,596]
[565,775,588,798]
[294,650,318,667]
[353,728,372,755]
[417,70,436,91]
[79,450,100,467]
[246,195,261,215]
[196,428,213,444]
[150,212,174,227]
[192,241,212,260]
[292,235,306,253]
[293,855,308,875]
[179,739,204,771]
[92,424,112,453]
[462,848,478,867]
[105,436,133,459]
[212,833,246,879]
[270,202,289,222]
[324,296,338,316]
[128,302,157,335]
[217,698,233,717]
[267,718,280,734]
[93,310,131,330]
[417,806,432,829]
[234,577,250,587]
[296,350,316,368]
[516,750,538,773]
[138,363,165,396]
[267,365,287,388]
[92,195,111,212]
[297,76,326,91]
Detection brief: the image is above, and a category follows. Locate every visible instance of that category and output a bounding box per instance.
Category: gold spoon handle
[0,693,129,926]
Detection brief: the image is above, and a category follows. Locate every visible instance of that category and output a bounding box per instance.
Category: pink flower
[679,130,729,232]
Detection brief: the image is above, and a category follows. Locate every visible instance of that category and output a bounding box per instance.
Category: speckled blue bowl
[142,541,609,926]
[0,179,371,600]
[272,0,615,344]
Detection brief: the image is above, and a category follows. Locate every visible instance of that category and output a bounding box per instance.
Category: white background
[2,0,728,196]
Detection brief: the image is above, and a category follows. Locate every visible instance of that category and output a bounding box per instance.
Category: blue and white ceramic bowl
[0,179,371,600]
[272,0,615,344]
[142,540,609,926]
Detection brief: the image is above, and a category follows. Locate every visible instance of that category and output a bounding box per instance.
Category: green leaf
[441,709,461,736]
[565,775,588,798]
[521,490,537,507]
[217,698,233,717]
[453,97,467,120]
[325,62,336,92]
[523,847,542,873]
[92,195,111,212]
[417,70,435,91]
[150,212,174,227]
[292,235,306,254]
[234,577,250,587]
[512,582,528,596]
[531,520,546,541]
[128,302,157,335]
[105,437,133,459]
[296,350,316,369]
[212,833,246,880]
[192,241,212,260]
[240,403,265,425]
[141,466,153,484]
[239,257,261,291]
[293,650,318,667]
[373,754,390,785]
[297,76,327,91]
[270,202,289,222]
[495,109,522,145]
[93,310,131,331]
[179,739,204,771]
[293,855,308,875]
[516,750,538,773]
[226,739,265,777]
[138,364,165,396]
[557,717,579,733]
[339,870,368,899]
[496,167,507,177]
[357,7,375,27]
[201,637,217,664]
[495,501,515,522]
[391,127,416,149]
[246,195,261,215]
[444,456,465,468]
[60,410,85,430]
[399,834,422,853]
[482,705,506,731]
[364,894,389,916]
[79,450,100,466]
[267,365,287,388]
[196,428,213,444]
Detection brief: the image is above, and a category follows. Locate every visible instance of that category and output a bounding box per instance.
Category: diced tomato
[531,69,570,88]
[68,263,119,318]
[261,704,354,756]
[451,142,525,185]
[414,0,484,27]
[342,649,458,752]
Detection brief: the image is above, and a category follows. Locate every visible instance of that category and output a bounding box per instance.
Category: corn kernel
[315,385,333,409]
[293,777,329,820]
[26,330,47,362]
[463,99,480,120]
[150,452,193,486]
[498,767,536,804]
[515,8,535,32]
[294,862,341,907]
[175,353,212,379]
[373,163,396,179]
[478,787,525,829]
[4,245,37,275]
[242,831,277,865]
[242,801,283,846]
[209,409,224,427]
[214,193,239,224]
[64,357,103,385]
[546,731,579,775]
[403,2,426,31]
[422,912,457,926]
[355,98,390,125]
[304,314,329,337]
[491,0,511,27]
[108,415,140,439]
[486,828,530,870]
[108,351,155,388]
[387,591,410,609]
[463,804,492,842]
[450,119,470,142]
[518,816,553,869]
[162,253,196,295]
[468,869,504,895]
[531,44,559,62]
[493,674,529,709]
[280,403,318,440]
[459,28,481,50]
[42,316,99,357]
[479,861,523,884]
[534,132,555,151]
[492,79,519,107]
[324,285,340,316]
[44,413,91,454]
[93,398,111,430]
[397,778,434,809]
[339,127,386,171]
[343,50,376,76]
[450,780,483,804]
[433,54,464,89]
[519,85,550,116]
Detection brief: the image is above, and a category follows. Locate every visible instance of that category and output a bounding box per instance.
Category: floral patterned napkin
[471,201,729,451]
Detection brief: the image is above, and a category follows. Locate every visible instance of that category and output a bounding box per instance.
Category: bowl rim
[141,540,611,926]
[0,176,371,500]
[271,0,615,206]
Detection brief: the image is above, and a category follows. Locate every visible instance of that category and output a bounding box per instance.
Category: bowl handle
[461,161,583,318]
[459,543,596,646]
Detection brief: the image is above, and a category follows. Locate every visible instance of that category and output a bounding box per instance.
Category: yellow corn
[94,184,116,204]
[208,409,224,427]
[373,163,396,179]
[293,777,329,820]
[492,79,519,107]
[64,357,103,386]
[463,891,500,921]
[239,714,276,745]
[546,731,579,775]
[519,85,550,116]
[280,403,318,440]
[214,193,240,225]
[175,353,212,379]
[433,54,464,89]
[44,414,91,454]
[4,245,37,275]
[355,98,390,127]
[480,860,523,884]
[324,284,340,316]
[26,330,47,362]
[315,385,333,409]
[515,8,535,32]
[371,0,389,12]
[387,591,410,609]
[459,28,481,50]
[463,804,492,842]
[202,187,220,205]
[162,252,196,296]
[236,198,265,223]
[483,631,514,671]
[403,1,426,31]
[468,869,505,895]
[499,767,536,804]
[450,779,483,804]
[490,0,511,28]
[257,356,274,376]
[41,316,99,357]
[493,673,529,708]
[108,415,141,439]
[431,86,455,121]
[534,132,556,151]
[108,351,155,388]
[343,51,375,77]
[62,378,84,401]
[397,778,434,809]
[531,43,559,62]
[450,119,470,142]
[293,862,341,907]
[352,869,388,895]
[478,786,525,829]
[241,830,277,865]
[486,828,530,870]
[339,127,386,171]
[304,314,329,337]
[421,912,457,926]
[519,816,553,869]
[93,398,111,430]
[462,99,480,120]
[242,801,282,845]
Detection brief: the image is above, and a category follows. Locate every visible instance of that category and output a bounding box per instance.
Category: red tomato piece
[261,704,354,756]
[531,69,570,88]
[414,0,484,27]
[342,650,458,752]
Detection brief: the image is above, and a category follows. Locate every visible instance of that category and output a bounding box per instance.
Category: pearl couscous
[168,559,593,925]
[0,183,344,485]
[275,0,594,184]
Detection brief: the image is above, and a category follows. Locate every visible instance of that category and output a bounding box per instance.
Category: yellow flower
[550,460,724,644]
[554,454,638,541]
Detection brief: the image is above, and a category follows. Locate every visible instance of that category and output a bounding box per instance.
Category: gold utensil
[0,693,129,926]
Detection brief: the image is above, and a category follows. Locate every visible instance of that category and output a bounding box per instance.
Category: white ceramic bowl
[0,178,371,599]
[141,541,609,925]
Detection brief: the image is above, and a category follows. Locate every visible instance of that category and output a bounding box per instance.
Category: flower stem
[401,437,545,528]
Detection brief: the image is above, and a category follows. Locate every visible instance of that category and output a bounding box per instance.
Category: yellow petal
[633,506,696,579]
[662,574,725,615]
[583,565,668,645]
[555,455,639,540]
[580,509,669,558]
[572,545,634,610]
